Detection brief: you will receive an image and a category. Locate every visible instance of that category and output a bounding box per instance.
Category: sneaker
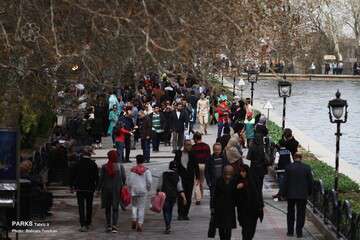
[177,216,184,221]
[195,201,201,205]
[164,226,171,234]
[79,226,88,232]
[112,226,118,233]
[296,232,303,238]
[106,226,112,232]
[183,216,190,221]
[287,232,294,237]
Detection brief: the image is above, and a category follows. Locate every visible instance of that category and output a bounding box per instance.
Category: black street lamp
[278,79,292,129]
[247,70,258,105]
[328,90,348,193]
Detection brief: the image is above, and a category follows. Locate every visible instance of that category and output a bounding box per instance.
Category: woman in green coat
[107,105,119,144]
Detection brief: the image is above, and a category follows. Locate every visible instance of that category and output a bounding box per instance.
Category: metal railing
[310,179,360,239]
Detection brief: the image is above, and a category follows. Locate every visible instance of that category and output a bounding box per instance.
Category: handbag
[120,186,131,207]
[117,163,131,207]
[150,192,166,213]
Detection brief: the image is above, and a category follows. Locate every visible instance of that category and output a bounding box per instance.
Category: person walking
[150,105,164,152]
[244,112,255,148]
[107,105,119,146]
[138,110,152,163]
[97,150,126,233]
[162,101,173,146]
[127,155,152,232]
[157,161,187,234]
[70,147,99,232]
[216,99,230,138]
[191,132,211,205]
[234,164,264,240]
[119,107,135,163]
[246,134,267,200]
[205,143,228,209]
[114,122,132,163]
[279,128,299,157]
[175,139,200,220]
[224,122,244,172]
[283,153,313,238]
[254,114,268,138]
[197,93,210,135]
[212,165,237,240]
[171,103,189,152]
[273,141,293,200]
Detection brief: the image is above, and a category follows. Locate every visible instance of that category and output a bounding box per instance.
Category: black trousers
[124,134,131,162]
[76,191,94,227]
[287,199,307,235]
[241,217,258,240]
[178,180,194,217]
[219,228,232,240]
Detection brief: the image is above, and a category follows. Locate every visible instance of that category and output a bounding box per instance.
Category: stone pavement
[12,126,324,240]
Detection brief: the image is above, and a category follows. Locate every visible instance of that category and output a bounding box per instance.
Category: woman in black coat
[234,164,264,240]
[212,165,237,240]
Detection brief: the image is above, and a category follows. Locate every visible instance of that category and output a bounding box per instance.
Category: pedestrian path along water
[17,126,324,240]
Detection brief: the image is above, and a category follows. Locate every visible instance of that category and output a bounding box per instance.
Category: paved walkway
[13,126,324,240]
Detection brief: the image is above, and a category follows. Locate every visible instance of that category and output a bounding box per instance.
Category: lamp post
[238,78,246,99]
[233,76,236,97]
[247,70,258,105]
[328,90,348,193]
[278,79,292,129]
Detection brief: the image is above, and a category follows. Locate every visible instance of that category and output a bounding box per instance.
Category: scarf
[106,150,118,177]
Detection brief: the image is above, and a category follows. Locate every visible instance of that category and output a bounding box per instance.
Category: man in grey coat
[283,153,313,238]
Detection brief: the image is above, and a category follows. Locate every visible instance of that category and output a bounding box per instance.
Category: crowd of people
[66,72,314,240]
[8,72,314,240]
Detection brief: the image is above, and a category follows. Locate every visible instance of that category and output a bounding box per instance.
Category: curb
[306,206,340,240]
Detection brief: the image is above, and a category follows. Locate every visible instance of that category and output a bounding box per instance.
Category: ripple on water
[255,80,360,170]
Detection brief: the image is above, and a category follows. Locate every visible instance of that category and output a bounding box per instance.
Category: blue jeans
[217,122,224,138]
[141,138,151,162]
[163,198,176,227]
[115,142,124,163]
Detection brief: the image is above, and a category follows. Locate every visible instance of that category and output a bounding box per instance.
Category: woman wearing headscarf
[98,150,126,233]
[234,164,264,240]
[107,105,120,146]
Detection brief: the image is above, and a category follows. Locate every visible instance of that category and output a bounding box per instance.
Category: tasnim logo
[12,221,33,227]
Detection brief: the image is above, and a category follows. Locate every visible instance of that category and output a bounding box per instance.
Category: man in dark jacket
[283,153,313,238]
[171,103,189,152]
[279,128,299,157]
[70,147,99,232]
[174,139,199,220]
[138,110,152,163]
[205,143,227,209]
[119,108,135,163]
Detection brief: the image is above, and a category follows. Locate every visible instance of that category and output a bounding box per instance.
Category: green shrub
[303,157,359,193]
